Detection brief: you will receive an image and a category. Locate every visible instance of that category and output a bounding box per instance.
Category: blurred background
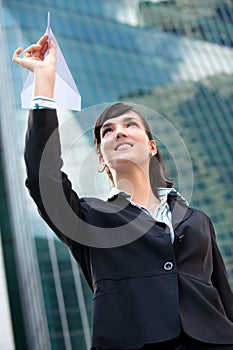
[0,0,233,349]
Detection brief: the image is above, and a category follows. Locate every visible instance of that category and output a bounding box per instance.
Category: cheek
[99,141,110,159]
[133,134,151,149]
[130,129,148,141]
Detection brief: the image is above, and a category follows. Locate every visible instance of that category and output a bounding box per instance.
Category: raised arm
[12,35,94,291]
[12,35,89,247]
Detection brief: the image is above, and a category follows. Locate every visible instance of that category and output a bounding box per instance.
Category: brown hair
[93,102,173,189]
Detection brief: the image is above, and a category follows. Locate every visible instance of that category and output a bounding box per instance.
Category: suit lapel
[168,192,193,231]
[109,191,193,235]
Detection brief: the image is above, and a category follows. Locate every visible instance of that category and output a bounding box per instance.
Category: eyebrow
[101,116,138,130]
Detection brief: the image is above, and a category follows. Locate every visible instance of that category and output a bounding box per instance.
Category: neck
[112,168,160,211]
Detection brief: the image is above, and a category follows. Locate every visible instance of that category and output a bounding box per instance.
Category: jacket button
[164,261,173,271]
[178,234,185,243]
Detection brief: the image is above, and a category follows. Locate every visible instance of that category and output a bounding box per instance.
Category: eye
[102,127,113,137]
[127,121,139,127]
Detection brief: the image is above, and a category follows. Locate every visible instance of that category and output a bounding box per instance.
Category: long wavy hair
[93,102,173,190]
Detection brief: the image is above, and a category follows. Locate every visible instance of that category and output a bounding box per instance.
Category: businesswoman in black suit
[13,34,233,350]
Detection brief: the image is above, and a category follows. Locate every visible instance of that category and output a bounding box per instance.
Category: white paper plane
[21,12,81,110]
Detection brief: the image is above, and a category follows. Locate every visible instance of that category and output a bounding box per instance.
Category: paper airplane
[21,12,81,110]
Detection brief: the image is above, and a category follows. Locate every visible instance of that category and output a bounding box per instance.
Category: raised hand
[12,34,57,98]
[12,34,56,71]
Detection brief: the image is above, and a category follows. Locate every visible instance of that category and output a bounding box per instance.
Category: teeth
[117,143,131,150]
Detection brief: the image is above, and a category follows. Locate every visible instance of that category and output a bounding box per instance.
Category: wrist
[33,70,56,98]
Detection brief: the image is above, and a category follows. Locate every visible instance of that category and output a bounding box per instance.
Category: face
[99,111,157,174]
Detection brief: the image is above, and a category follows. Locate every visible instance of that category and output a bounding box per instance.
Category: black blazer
[24,109,233,349]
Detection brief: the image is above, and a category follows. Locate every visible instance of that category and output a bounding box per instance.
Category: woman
[13,34,233,350]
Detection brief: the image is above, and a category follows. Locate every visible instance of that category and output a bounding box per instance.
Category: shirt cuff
[30,96,56,110]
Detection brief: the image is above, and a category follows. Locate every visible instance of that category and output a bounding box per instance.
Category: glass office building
[0,0,232,349]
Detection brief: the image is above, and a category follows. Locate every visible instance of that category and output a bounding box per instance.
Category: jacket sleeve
[210,218,233,321]
[24,109,90,260]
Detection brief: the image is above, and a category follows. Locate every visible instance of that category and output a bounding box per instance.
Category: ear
[149,139,157,156]
[98,153,105,165]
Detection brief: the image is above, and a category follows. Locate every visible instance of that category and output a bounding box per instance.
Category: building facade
[0,0,232,349]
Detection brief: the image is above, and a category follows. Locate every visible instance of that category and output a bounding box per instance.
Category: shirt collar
[107,186,188,204]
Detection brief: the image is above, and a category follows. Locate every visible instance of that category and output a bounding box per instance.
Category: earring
[98,163,106,173]
[151,152,156,157]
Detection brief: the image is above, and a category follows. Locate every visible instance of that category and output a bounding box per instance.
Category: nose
[115,124,127,139]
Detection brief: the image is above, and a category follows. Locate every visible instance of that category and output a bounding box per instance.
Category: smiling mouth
[115,143,133,151]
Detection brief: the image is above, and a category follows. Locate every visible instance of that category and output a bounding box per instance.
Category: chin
[109,157,140,171]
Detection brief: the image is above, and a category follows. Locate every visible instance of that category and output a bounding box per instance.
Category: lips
[115,142,133,151]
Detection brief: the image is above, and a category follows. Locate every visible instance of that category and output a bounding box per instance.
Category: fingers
[13,34,48,60]
[48,39,57,54]
[23,44,41,58]
[12,47,23,64]
[37,34,48,46]
[12,35,57,71]
[40,41,48,56]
